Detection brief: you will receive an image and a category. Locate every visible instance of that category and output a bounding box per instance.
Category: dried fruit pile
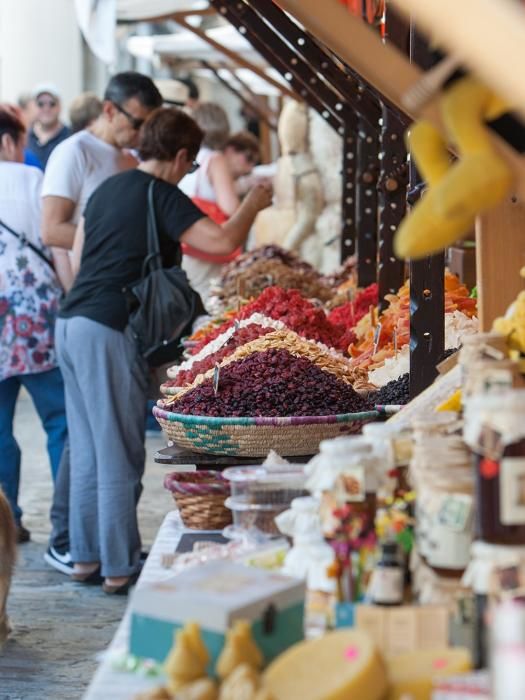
[189,287,351,355]
[328,283,379,327]
[171,329,368,394]
[215,245,317,287]
[349,273,477,371]
[165,324,274,387]
[370,373,410,406]
[168,348,373,417]
[216,258,333,305]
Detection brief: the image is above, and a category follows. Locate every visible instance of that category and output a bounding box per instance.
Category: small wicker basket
[163,470,232,530]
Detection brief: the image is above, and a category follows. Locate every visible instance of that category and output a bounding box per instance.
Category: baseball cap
[32,82,61,101]
[154,79,189,107]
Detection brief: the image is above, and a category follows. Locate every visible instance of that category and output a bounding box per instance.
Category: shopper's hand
[245,182,273,213]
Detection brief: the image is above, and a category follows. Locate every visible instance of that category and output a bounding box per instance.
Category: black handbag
[127,180,205,368]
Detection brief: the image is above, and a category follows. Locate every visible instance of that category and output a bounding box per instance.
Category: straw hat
[154,79,190,107]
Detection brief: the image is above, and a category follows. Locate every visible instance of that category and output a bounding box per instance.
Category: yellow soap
[263,630,387,700]
[387,647,472,700]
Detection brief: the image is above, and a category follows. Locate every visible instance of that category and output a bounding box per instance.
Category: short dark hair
[104,72,162,109]
[138,107,203,162]
[178,77,200,100]
[0,104,25,143]
[224,130,260,159]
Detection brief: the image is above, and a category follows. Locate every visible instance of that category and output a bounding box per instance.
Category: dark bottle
[370,541,404,606]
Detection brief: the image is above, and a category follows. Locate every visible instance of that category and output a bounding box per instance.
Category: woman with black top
[56,108,272,593]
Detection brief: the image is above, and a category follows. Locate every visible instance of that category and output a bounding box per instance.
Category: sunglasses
[111,101,144,131]
[37,99,57,108]
[188,160,200,174]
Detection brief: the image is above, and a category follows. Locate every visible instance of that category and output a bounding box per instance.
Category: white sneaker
[44,546,74,576]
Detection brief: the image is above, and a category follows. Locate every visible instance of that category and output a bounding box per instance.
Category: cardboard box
[355,605,450,656]
[129,561,305,665]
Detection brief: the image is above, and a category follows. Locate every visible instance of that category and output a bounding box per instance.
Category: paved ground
[0,390,169,700]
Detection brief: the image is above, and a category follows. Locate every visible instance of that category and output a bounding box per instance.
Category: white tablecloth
[83,511,184,700]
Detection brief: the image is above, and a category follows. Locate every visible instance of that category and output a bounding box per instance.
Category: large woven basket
[164,470,231,530]
[153,402,379,458]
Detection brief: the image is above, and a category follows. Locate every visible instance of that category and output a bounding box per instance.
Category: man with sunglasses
[27,83,70,169]
[40,71,162,577]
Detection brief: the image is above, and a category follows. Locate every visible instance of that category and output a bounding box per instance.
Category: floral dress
[0,162,62,383]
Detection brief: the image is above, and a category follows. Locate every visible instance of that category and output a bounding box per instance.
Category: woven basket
[154,402,379,458]
[164,470,231,530]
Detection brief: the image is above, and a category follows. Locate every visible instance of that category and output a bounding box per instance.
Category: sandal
[72,566,103,585]
[102,571,140,596]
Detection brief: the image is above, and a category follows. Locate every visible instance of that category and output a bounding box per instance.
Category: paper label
[437,494,473,533]
[370,567,403,604]
[500,458,525,525]
[335,465,365,502]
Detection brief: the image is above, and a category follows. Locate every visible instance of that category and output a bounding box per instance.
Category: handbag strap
[142,179,162,276]
[0,217,55,271]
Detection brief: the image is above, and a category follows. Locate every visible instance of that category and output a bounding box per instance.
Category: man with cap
[27,83,70,169]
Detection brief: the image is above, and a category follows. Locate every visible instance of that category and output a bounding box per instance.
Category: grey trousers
[49,437,70,552]
[55,317,148,578]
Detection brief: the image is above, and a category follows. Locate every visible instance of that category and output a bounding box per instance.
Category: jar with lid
[362,422,413,499]
[458,332,509,398]
[464,389,525,545]
[411,421,474,574]
[305,436,378,538]
[368,541,404,606]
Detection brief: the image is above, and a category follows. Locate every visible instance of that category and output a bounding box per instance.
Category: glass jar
[464,390,525,545]
[306,436,377,538]
[411,420,474,573]
[459,332,509,398]
[362,422,413,499]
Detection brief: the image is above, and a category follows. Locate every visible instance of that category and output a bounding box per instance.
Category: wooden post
[476,197,525,330]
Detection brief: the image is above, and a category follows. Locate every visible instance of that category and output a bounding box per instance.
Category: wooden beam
[200,60,277,131]
[392,0,525,123]
[476,198,525,331]
[277,0,525,202]
[175,16,298,99]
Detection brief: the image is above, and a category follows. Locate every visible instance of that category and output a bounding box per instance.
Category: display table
[154,444,313,468]
[83,511,185,700]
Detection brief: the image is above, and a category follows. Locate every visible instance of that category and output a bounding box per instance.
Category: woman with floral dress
[0,105,67,542]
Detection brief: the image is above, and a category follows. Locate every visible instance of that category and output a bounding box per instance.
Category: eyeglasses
[111,101,144,131]
[188,160,200,174]
[37,99,57,109]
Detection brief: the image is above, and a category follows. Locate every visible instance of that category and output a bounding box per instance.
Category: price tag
[393,329,398,359]
[373,322,382,356]
[213,364,220,395]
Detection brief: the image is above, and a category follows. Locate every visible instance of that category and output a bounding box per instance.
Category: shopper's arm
[180,184,272,255]
[41,196,76,249]
[51,248,74,292]
[71,218,85,277]
[208,153,241,216]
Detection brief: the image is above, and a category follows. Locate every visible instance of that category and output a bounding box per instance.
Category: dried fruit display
[349,273,477,371]
[215,258,333,306]
[214,245,317,288]
[170,328,371,395]
[370,374,410,406]
[189,287,350,355]
[165,324,274,387]
[168,348,373,417]
[328,284,379,327]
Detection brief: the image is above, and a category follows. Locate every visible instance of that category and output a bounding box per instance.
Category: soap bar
[263,629,387,700]
[387,647,472,700]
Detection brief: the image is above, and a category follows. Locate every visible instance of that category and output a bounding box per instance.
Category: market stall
[79,1,525,699]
